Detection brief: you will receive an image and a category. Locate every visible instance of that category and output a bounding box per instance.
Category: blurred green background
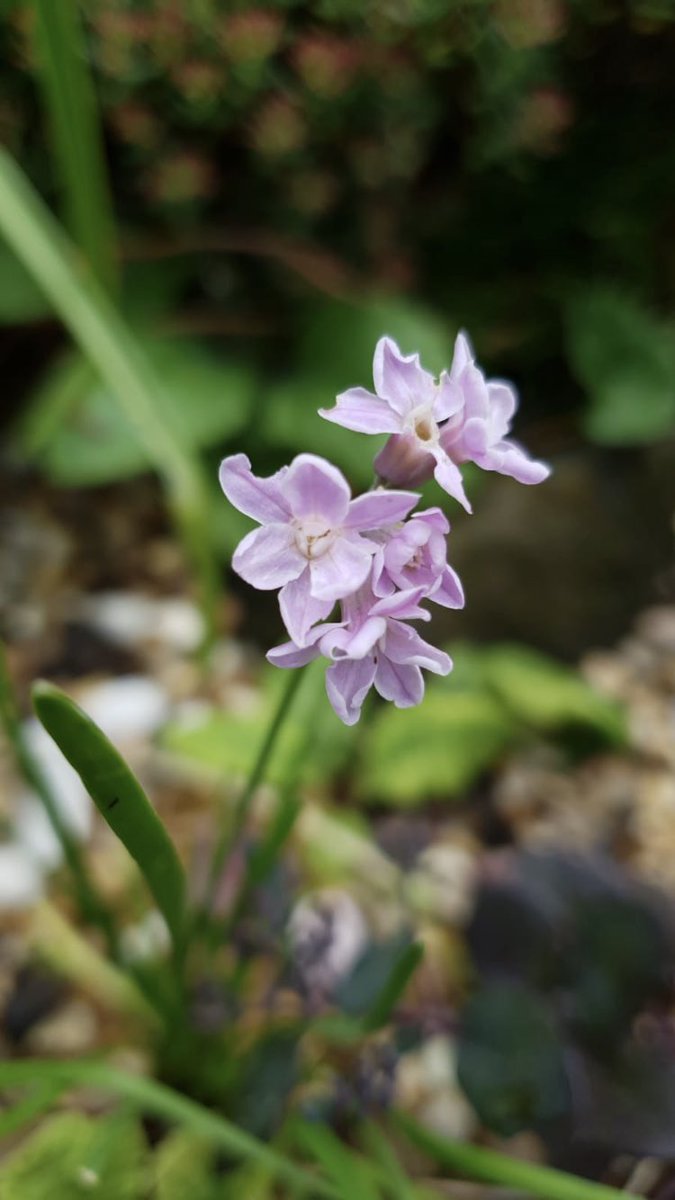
[1,0,674,659]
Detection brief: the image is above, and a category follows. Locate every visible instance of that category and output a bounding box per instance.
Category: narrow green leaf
[294,1123,381,1200]
[33,0,118,293]
[0,1061,341,1200]
[360,1123,417,1200]
[394,1113,640,1200]
[0,148,217,647]
[362,941,424,1033]
[32,681,187,956]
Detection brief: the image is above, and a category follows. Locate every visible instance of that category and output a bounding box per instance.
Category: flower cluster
[220,333,550,724]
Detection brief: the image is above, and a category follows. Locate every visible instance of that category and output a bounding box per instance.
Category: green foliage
[0,1113,147,1200]
[360,689,517,806]
[457,982,570,1136]
[480,643,627,744]
[360,644,626,806]
[567,289,675,445]
[161,669,351,790]
[32,681,187,957]
[336,930,421,1027]
[20,340,256,487]
[153,1131,216,1200]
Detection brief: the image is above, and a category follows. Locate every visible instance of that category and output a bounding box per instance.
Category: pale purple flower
[268,584,452,726]
[373,508,464,610]
[219,452,418,645]
[319,333,550,512]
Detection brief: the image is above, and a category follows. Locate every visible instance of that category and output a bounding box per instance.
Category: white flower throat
[293,517,335,560]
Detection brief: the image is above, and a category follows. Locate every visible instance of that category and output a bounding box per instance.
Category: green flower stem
[394,1113,640,1200]
[0,1060,341,1200]
[33,0,118,294]
[0,641,119,958]
[0,149,218,651]
[203,667,307,915]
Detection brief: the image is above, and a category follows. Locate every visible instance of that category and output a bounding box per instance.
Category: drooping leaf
[336,930,419,1023]
[567,288,675,445]
[19,339,256,486]
[236,1031,300,1138]
[32,681,187,955]
[457,982,570,1136]
[360,689,517,806]
[481,643,626,746]
[0,1113,146,1200]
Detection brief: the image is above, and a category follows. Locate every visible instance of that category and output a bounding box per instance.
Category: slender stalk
[33,0,118,293]
[203,668,307,914]
[0,641,119,958]
[0,149,218,649]
[394,1113,640,1200]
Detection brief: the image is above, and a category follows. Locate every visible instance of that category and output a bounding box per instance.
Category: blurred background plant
[1,0,675,1197]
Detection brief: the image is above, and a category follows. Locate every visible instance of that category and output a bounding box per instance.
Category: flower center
[293,518,335,560]
[408,404,438,445]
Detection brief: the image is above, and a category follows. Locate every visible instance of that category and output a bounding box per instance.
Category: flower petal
[373,337,435,417]
[344,489,418,530]
[433,372,464,422]
[319,387,402,434]
[383,620,453,674]
[449,330,474,381]
[284,454,351,523]
[219,453,290,524]
[326,656,377,726]
[309,536,374,602]
[374,657,424,708]
[319,616,386,661]
[476,438,551,485]
[279,569,335,645]
[487,382,517,440]
[371,587,430,621]
[433,564,465,609]
[432,451,472,513]
[267,640,322,669]
[233,525,304,589]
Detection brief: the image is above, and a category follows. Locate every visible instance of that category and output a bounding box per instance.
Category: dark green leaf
[0,243,51,324]
[457,982,570,1136]
[336,930,419,1023]
[32,681,187,954]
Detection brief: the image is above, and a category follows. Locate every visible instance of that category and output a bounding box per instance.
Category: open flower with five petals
[373,507,464,609]
[219,452,418,646]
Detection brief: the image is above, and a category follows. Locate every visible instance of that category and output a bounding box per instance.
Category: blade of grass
[293,1122,382,1200]
[0,640,119,958]
[0,148,217,649]
[33,0,117,293]
[0,1081,69,1140]
[394,1113,641,1200]
[362,941,424,1033]
[0,1060,341,1200]
[32,681,187,971]
[360,1123,418,1200]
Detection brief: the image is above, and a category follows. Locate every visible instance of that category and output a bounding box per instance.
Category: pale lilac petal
[371,587,430,621]
[374,657,424,708]
[476,439,551,485]
[449,331,474,381]
[373,337,435,417]
[319,616,386,661]
[487,382,517,440]
[319,387,402,435]
[433,564,465,609]
[383,621,453,675]
[461,417,490,456]
[284,454,351,524]
[461,364,490,420]
[219,453,290,524]
[309,536,373,602]
[344,489,418,530]
[433,372,464,422]
[233,525,304,589]
[326,656,377,726]
[279,569,335,645]
[432,451,472,513]
[416,507,450,534]
[267,640,322,669]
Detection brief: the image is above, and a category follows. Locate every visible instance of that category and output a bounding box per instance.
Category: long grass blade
[33,0,117,293]
[0,148,217,648]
